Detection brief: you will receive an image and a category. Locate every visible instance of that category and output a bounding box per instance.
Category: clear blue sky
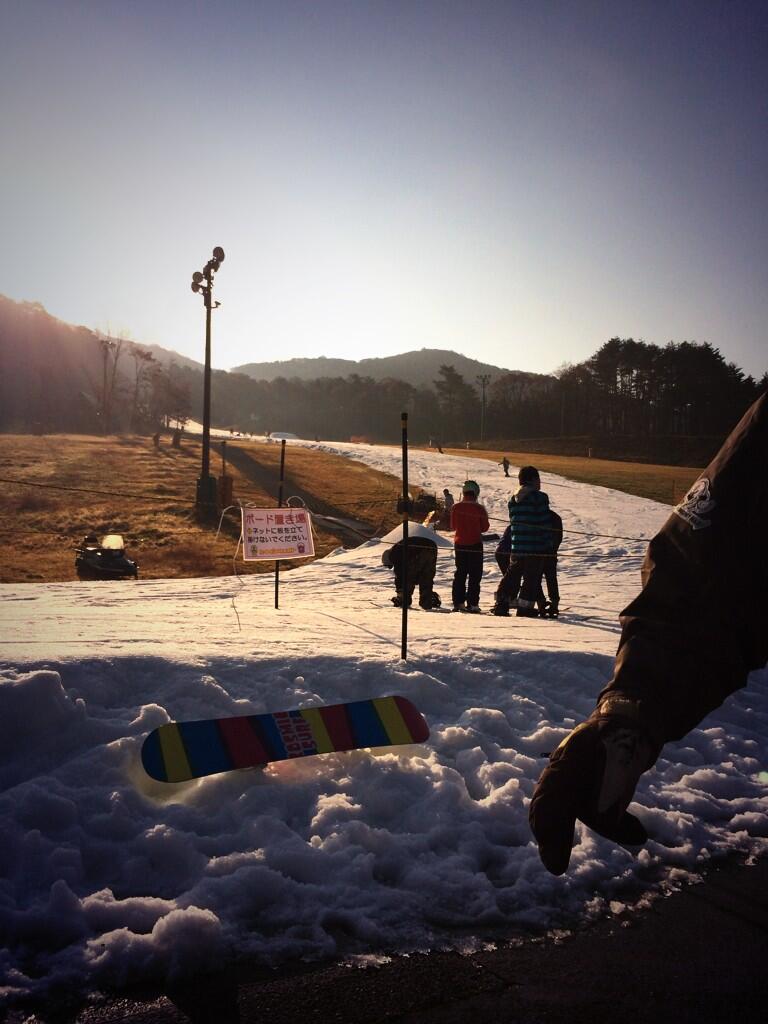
[1,0,766,378]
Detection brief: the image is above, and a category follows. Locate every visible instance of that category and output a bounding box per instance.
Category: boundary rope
[0,475,657,545]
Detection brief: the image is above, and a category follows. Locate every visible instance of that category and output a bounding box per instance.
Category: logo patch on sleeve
[674,478,716,530]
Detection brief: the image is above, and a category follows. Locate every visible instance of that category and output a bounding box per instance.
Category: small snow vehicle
[75,533,139,580]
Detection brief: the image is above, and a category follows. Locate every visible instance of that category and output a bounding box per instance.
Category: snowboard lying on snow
[141,695,430,783]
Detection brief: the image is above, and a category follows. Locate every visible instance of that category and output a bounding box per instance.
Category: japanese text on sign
[242,507,315,561]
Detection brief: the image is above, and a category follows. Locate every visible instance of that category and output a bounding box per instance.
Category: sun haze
[1,1,765,376]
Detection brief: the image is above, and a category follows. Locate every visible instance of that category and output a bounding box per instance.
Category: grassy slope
[0,434,704,583]
[0,434,402,583]
[440,446,702,506]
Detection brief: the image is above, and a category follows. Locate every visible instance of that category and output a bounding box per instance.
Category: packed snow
[1,440,766,1008]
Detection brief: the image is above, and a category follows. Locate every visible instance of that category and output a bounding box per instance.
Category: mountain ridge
[231,349,546,388]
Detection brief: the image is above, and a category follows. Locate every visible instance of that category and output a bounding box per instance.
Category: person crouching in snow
[450,480,490,612]
[382,534,441,609]
[492,465,550,617]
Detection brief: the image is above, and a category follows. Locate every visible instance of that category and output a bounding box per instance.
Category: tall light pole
[190,246,225,510]
[476,374,491,443]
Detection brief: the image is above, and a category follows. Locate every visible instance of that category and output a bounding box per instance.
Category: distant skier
[501,456,510,477]
[492,465,550,617]
[382,533,441,609]
[450,480,490,612]
[442,488,455,512]
[529,391,768,875]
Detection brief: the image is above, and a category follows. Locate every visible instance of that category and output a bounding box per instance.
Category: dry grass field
[0,434,403,583]
[0,433,704,584]
[440,446,703,506]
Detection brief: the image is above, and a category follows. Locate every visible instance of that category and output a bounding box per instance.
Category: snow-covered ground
[1,442,766,1006]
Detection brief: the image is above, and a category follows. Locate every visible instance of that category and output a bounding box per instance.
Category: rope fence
[0,475,658,546]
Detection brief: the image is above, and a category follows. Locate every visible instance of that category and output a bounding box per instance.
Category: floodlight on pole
[476,374,491,442]
[190,246,226,510]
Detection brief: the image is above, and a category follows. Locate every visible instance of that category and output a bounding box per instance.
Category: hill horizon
[231,350,544,388]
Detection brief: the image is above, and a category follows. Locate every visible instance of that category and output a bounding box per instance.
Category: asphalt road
[7,855,767,1024]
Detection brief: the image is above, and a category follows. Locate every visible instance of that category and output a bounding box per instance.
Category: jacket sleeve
[599,392,768,742]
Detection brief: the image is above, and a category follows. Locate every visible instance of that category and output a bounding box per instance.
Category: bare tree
[129,347,156,431]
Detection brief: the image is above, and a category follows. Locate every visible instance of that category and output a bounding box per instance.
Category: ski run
[0,437,766,1004]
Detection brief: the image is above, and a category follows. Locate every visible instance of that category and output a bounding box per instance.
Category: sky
[2,439,766,1004]
[1,0,766,378]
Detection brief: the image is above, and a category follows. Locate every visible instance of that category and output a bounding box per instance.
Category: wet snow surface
[1,440,766,1005]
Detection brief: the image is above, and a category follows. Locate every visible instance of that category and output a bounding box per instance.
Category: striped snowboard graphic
[141,695,430,783]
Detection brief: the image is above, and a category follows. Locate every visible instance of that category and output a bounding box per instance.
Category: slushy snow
[1,440,766,1006]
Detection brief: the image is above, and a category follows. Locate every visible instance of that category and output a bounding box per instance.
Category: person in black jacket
[382,534,441,609]
[537,509,562,617]
[529,392,768,875]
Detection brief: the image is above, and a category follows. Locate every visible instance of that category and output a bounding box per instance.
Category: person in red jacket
[450,480,490,612]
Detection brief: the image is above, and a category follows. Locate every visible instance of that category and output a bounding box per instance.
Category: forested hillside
[1,295,764,457]
[232,348,518,388]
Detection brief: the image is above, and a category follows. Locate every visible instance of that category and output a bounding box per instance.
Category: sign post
[242,441,314,605]
[275,439,286,608]
[401,412,409,661]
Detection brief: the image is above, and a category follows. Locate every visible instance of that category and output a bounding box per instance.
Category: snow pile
[1,444,766,1007]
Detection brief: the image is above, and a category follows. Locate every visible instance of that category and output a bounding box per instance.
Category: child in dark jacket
[537,509,562,617]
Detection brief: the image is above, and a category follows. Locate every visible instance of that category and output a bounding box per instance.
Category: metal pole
[201,280,212,482]
[275,439,286,610]
[192,246,224,511]
[401,412,409,661]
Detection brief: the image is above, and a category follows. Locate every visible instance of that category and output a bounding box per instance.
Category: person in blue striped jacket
[491,465,551,617]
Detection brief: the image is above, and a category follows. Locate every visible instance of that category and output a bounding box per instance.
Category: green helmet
[462,479,480,496]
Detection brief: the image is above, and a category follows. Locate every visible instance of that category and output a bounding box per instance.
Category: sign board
[242,507,315,561]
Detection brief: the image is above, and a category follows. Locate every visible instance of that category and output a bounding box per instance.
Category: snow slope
[1,443,766,1006]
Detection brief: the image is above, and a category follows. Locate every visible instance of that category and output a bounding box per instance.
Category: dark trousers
[453,543,484,607]
[496,554,545,607]
[539,558,560,609]
[495,557,522,605]
[517,555,545,611]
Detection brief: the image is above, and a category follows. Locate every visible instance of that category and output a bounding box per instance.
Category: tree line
[192,338,765,449]
[1,296,764,452]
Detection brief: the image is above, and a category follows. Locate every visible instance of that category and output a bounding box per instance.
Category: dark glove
[529,696,661,875]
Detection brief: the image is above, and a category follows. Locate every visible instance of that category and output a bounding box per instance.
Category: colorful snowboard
[141,695,429,783]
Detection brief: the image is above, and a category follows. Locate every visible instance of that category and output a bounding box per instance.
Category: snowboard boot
[529,696,661,875]
[491,601,510,617]
[420,592,442,610]
[391,592,412,608]
[466,604,481,614]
